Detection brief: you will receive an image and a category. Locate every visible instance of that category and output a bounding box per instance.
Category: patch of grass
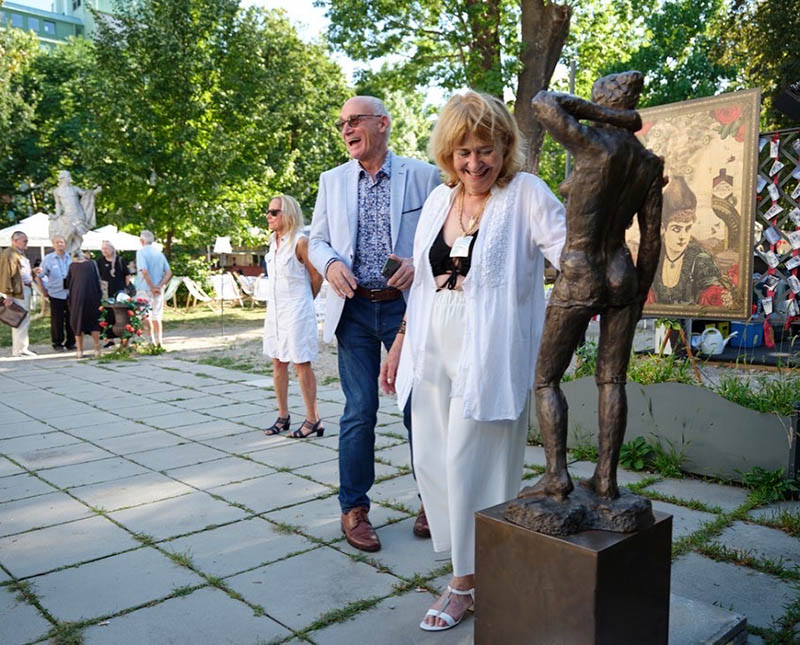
[321,375,340,386]
[132,532,156,547]
[697,542,798,581]
[715,373,800,416]
[166,550,195,569]
[11,579,36,605]
[97,347,137,363]
[619,436,653,471]
[171,585,196,597]
[628,353,694,385]
[298,596,385,634]
[741,467,799,504]
[571,442,598,462]
[0,315,49,348]
[198,355,260,373]
[163,307,264,329]
[47,622,84,645]
[379,431,406,442]
[194,372,212,379]
[755,508,800,537]
[270,521,300,535]
[671,514,731,559]
[618,435,687,477]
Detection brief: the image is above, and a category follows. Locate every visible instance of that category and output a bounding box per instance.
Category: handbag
[0,296,28,328]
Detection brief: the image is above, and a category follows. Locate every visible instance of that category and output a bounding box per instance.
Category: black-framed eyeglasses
[334,114,381,131]
[266,209,282,217]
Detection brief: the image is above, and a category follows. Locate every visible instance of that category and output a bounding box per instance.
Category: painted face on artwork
[453,134,504,196]
[338,98,388,165]
[662,213,695,258]
[266,198,284,234]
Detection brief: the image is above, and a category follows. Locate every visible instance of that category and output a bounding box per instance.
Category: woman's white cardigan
[396,172,566,422]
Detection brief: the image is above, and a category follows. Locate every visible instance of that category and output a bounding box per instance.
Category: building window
[28,17,40,32]
[10,13,23,28]
[43,21,56,35]
[73,0,82,9]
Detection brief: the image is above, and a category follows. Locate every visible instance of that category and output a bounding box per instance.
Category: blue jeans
[336,294,411,513]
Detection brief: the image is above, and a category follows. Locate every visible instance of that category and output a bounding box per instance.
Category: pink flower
[98,306,104,311]
[734,124,745,142]
[99,321,108,328]
[712,106,742,125]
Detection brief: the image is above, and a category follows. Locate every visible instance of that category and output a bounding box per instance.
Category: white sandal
[419,585,475,632]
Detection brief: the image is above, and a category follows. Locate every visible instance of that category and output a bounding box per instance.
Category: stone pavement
[0,354,798,644]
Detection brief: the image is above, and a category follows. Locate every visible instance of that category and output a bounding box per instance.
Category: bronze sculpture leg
[523,305,594,500]
[582,304,640,499]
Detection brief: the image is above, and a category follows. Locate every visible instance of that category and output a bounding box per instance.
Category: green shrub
[715,374,800,417]
[741,467,799,503]
[627,353,694,385]
[619,436,653,471]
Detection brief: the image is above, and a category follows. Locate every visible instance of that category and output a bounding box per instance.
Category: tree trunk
[166,228,174,259]
[514,0,572,173]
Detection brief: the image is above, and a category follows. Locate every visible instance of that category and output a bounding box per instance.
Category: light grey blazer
[309,153,441,342]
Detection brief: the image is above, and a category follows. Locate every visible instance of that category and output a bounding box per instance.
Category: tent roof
[0,217,161,252]
[0,213,52,247]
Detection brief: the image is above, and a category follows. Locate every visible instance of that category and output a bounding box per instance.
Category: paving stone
[0,419,54,439]
[92,430,185,455]
[0,515,140,578]
[69,473,196,512]
[371,474,423,510]
[167,418,251,441]
[669,593,747,645]
[288,399,342,422]
[0,457,24,478]
[0,584,52,645]
[338,517,451,579]
[170,394,234,410]
[229,411,276,429]
[81,586,292,644]
[0,491,92,537]
[224,388,274,403]
[644,478,750,512]
[201,402,267,419]
[567,460,647,487]
[144,388,207,403]
[165,456,274,489]
[211,472,331,514]
[748,500,800,522]
[0,473,57,502]
[372,442,413,469]
[47,411,125,431]
[163,516,317,578]
[194,383,251,395]
[37,457,150,489]
[225,546,400,631]
[293,458,399,489]
[524,444,547,467]
[671,552,796,629]
[202,429,292,454]
[67,420,148,441]
[33,547,204,623]
[13,442,113,471]
[264,496,409,544]
[649,500,718,539]
[0,431,80,457]
[114,402,185,420]
[714,521,800,568]
[113,379,174,396]
[91,395,147,412]
[108,492,249,541]
[248,442,339,469]
[308,588,472,645]
[145,410,217,430]
[126,443,227,472]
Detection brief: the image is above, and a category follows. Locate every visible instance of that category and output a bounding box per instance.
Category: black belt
[355,285,402,302]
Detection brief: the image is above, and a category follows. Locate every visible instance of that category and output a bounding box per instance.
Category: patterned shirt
[40,251,71,299]
[352,152,393,288]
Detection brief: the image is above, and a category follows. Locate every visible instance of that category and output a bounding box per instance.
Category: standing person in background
[65,251,103,358]
[136,230,172,347]
[96,240,131,348]
[309,95,440,552]
[262,195,324,439]
[38,235,76,352]
[0,232,37,357]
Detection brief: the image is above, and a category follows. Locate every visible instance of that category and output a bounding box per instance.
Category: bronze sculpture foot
[519,472,574,502]
[578,475,619,501]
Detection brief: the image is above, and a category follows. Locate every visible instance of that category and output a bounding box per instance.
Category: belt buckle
[369,288,382,302]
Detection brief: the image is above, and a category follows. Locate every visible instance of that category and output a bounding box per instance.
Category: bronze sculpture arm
[634,169,665,302]
[532,91,642,151]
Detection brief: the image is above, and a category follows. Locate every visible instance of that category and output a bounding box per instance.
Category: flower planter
[529,377,796,483]
[108,303,134,339]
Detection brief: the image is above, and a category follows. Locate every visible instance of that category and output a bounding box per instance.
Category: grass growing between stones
[47,621,84,645]
[753,508,800,537]
[697,543,800,581]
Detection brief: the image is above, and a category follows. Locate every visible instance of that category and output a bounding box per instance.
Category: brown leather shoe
[341,507,381,552]
[413,504,431,538]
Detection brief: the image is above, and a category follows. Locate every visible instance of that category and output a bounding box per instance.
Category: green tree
[0,26,39,221]
[720,0,800,129]
[319,0,572,172]
[90,1,348,255]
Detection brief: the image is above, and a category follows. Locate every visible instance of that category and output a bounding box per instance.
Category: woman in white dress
[380,92,566,632]
[262,194,324,438]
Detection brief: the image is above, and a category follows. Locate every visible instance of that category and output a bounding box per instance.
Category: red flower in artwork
[713,106,742,125]
[125,324,134,332]
[136,330,142,336]
[734,124,745,142]
[637,122,654,137]
[98,306,104,311]
[99,321,108,328]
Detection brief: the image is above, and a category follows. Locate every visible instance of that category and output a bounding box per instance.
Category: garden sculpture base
[504,484,654,536]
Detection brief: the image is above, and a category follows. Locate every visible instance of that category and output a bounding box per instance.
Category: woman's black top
[95,256,129,297]
[428,226,479,290]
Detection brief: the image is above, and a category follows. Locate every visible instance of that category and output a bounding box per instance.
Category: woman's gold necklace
[459,189,491,236]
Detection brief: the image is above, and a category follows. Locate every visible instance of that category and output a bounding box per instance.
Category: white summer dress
[262,233,319,363]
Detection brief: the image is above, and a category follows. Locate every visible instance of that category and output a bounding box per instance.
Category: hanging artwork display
[626,88,760,320]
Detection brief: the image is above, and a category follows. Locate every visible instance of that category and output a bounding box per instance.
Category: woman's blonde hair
[429,91,525,188]
[270,194,304,241]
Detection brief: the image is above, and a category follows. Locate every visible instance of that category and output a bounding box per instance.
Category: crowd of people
[0,229,171,358]
[1,90,572,634]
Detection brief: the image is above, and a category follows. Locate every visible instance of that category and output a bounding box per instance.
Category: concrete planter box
[529,377,796,483]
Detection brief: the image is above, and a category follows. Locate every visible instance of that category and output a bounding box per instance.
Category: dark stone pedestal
[475,503,672,644]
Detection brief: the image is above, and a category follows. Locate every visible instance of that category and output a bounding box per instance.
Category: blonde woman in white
[262,194,324,438]
[380,92,566,632]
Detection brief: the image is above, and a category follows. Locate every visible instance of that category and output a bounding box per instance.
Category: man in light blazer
[310,96,440,552]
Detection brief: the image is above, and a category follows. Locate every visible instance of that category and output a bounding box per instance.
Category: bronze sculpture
[505,71,666,535]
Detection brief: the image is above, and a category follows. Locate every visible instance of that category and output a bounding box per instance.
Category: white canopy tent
[0,216,159,253]
[0,213,52,248]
